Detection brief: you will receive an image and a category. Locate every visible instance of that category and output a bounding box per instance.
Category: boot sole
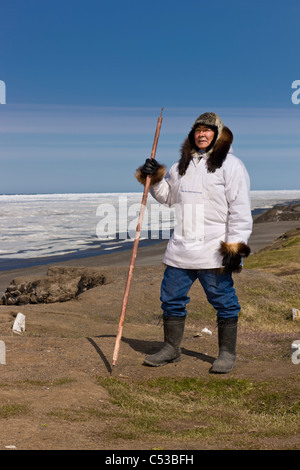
[209,362,236,374]
[143,356,181,367]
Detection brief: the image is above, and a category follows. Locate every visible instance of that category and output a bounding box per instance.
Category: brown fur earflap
[206,126,233,173]
[178,126,233,176]
[135,163,166,186]
[219,241,251,258]
[178,138,193,176]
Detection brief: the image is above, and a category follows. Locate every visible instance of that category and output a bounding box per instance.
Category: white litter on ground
[12,313,26,334]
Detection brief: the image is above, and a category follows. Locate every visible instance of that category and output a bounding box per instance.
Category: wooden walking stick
[112,108,163,368]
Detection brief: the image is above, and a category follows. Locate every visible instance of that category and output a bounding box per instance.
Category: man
[135,112,252,373]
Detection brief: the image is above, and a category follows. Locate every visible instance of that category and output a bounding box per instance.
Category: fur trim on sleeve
[219,241,251,258]
[135,163,166,186]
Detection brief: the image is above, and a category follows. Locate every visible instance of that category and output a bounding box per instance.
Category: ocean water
[0,190,300,270]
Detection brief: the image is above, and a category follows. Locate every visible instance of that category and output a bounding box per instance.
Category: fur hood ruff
[178,125,233,175]
[135,112,234,185]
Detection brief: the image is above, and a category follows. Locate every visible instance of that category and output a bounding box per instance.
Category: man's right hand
[141,158,160,176]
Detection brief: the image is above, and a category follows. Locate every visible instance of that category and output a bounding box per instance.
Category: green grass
[94,376,300,446]
[244,229,300,272]
[0,404,29,419]
[234,229,300,331]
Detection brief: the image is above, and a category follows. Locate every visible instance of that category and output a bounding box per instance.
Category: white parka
[150,148,253,269]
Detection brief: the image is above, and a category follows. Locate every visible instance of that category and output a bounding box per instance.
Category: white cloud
[1,104,300,137]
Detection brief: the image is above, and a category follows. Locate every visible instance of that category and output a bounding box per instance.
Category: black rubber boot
[143,316,185,367]
[210,317,238,374]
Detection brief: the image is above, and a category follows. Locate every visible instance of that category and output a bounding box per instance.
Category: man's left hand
[222,253,242,273]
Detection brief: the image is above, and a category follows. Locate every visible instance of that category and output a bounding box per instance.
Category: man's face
[194,126,215,150]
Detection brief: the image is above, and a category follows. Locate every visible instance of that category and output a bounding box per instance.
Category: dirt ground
[0,262,299,451]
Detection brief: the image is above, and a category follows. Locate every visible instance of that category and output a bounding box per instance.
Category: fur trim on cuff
[135,163,166,186]
[220,241,251,257]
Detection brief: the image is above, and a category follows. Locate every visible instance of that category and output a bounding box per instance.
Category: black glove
[141,158,159,176]
[222,253,242,273]
[220,241,250,273]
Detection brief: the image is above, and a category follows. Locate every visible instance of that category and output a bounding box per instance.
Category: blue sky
[0,0,299,193]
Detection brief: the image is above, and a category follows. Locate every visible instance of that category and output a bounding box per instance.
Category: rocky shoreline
[254,201,300,223]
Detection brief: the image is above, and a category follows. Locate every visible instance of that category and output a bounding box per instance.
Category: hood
[178,112,233,175]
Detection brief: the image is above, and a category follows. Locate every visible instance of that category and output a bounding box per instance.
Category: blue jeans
[161,265,240,320]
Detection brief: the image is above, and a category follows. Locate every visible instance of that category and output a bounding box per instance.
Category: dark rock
[255,202,300,223]
[1,266,107,305]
